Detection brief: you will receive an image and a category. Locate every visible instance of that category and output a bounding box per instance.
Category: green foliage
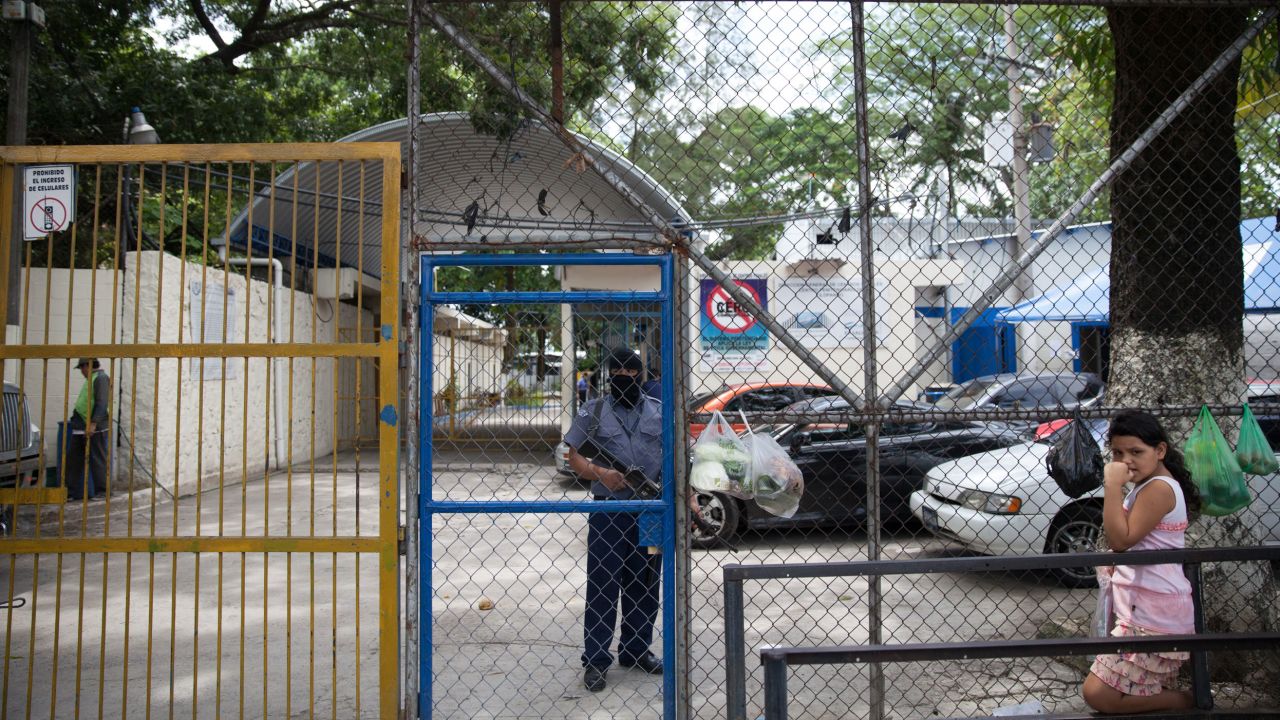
[4,0,677,268]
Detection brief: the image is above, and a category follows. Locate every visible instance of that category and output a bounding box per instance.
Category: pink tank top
[1109,476,1194,634]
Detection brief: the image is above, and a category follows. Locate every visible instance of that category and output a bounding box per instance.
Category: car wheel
[691,491,740,550]
[1046,504,1103,588]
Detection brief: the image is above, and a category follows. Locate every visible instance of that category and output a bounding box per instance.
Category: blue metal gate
[418,253,677,718]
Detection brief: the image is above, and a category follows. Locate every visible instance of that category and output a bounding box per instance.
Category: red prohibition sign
[705,281,760,334]
[29,197,69,234]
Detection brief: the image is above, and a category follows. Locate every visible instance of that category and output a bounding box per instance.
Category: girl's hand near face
[1103,461,1132,489]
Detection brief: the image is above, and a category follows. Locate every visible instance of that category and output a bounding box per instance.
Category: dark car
[556,381,831,475]
[930,372,1104,413]
[0,382,42,536]
[690,395,1024,548]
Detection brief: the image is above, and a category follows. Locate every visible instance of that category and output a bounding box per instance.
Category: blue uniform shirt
[565,394,664,499]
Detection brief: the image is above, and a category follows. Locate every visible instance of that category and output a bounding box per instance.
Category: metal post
[1187,563,1213,710]
[5,15,33,329]
[725,577,746,720]
[883,6,1279,405]
[658,253,679,720]
[672,250,693,720]
[405,1,422,714]
[549,0,565,125]
[762,654,788,720]
[849,4,885,719]
[1003,4,1033,308]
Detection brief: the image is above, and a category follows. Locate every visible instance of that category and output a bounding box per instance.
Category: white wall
[9,268,121,461]
[430,332,503,401]
[682,257,967,400]
[0,249,384,497]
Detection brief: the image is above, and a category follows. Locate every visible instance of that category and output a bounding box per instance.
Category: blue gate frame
[418,253,678,719]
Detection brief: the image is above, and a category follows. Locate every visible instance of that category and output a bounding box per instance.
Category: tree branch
[197,0,376,71]
[188,0,229,53]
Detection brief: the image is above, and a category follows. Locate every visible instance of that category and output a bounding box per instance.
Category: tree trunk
[1107,6,1278,695]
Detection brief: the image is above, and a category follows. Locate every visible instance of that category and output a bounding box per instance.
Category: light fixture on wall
[125,107,161,145]
[120,106,161,255]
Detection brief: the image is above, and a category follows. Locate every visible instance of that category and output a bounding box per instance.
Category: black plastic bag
[1046,410,1104,499]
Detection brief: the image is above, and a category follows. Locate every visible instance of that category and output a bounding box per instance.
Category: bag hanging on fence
[1184,405,1251,517]
[744,432,804,519]
[1090,566,1115,638]
[690,411,751,498]
[1235,403,1279,475]
[1045,409,1104,499]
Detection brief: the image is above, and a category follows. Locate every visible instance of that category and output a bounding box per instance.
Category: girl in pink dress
[1083,411,1201,714]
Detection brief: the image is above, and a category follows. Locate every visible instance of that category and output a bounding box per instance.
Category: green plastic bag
[1184,405,1251,517]
[1235,403,1279,475]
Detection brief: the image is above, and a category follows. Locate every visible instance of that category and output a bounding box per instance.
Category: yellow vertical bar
[74,164,104,718]
[0,163,16,716]
[377,148,401,719]
[143,162,169,720]
[307,158,327,719]
[120,157,148,720]
[167,162,190,720]
[225,161,245,720]
[98,163,125,720]
[195,162,211,720]
[353,160,366,717]
[243,161,261,720]
[48,160,82,720]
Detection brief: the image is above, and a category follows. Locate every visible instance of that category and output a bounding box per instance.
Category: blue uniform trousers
[582,505,660,669]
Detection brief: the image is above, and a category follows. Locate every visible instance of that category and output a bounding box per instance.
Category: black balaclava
[606,347,644,408]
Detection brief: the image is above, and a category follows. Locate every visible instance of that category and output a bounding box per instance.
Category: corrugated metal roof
[222,113,689,280]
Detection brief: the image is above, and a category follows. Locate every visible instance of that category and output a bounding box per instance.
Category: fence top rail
[0,142,401,164]
[758,632,1280,666]
[724,545,1280,582]
[421,251,672,268]
[874,0,1278,6]
[419,0,1278,6]
[690,404,1280,426]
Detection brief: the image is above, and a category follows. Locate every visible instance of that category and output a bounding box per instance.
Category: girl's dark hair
[1107,410,1201,515]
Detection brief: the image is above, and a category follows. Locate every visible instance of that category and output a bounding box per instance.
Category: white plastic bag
[745,432,804,518]
[1091,566,1114,637]
[691,411,751,498]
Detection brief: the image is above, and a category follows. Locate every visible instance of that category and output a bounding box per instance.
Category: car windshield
[931,378,996,409]
[688,389,724,412]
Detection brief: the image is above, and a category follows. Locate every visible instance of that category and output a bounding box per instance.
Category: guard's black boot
[619,652,663,675]
[584,666,608,692]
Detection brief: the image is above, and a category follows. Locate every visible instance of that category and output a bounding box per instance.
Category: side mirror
[789,433,808,454]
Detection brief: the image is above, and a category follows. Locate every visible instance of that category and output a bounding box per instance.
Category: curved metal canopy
[222,113,689,279]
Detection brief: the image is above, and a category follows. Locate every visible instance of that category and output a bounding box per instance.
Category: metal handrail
[760,633,1280,720]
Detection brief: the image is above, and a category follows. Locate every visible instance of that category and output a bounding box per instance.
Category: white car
[911,418,1280,588]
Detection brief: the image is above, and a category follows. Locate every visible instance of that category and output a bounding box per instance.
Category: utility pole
[1002,5,1033,375]
[1003,5,1033,306]
[4,3,37,327]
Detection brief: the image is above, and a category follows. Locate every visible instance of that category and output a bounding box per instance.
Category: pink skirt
[1090,621,1188,697]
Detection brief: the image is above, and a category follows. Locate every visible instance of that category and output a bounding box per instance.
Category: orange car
[688,382,833,439]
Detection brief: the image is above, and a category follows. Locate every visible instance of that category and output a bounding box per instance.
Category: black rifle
[576,436,662,500]
[579,400,733,548]
[583,443,731,548]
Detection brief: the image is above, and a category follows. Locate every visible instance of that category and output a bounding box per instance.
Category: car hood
[924,441,1097,513]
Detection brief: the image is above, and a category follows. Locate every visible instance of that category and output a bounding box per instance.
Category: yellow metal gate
[0,144,400,718]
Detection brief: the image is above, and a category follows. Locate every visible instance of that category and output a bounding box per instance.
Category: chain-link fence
[407,1,1280,718]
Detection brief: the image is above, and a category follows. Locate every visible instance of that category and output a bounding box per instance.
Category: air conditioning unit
[313,267,381,301]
